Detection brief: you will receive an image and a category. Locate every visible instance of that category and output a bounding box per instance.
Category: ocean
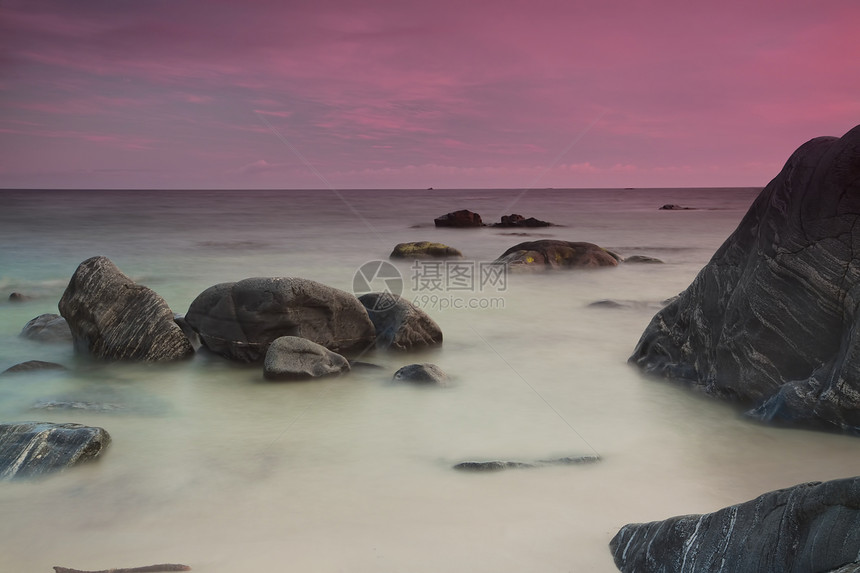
[2,188,859,572]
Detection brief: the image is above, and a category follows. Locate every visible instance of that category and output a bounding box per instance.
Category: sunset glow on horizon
[2,0,858,190]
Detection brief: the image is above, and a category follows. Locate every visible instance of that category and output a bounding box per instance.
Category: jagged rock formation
[20,313,73,343]
[0,422,110,479]
[263,336,350,380]
[630,126,860,432]
[359,293,442,350]
[610,477,860,573]
[58,257,193,361]
[184,277,375,362]
[495,240,619,270]
[389,241,463,259]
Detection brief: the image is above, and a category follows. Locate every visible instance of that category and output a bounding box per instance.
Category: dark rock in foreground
[492,214,554,228]
[393,363,448,385]
[20,313,73,343]
[610,476,860,573]
[434,209,483,228]
[629,126,860,432]
[58,256,193,361]
[185,277,375,362]
[390,241,463,259]
[0,422,110,480]
[263,336,350,380]
[454,455,599,472]
[494,240,619,270]
[359,293,443,351]
[2,360,67,375]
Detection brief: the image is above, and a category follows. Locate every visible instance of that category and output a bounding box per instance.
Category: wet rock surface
[185,277,375,362]
[359,293,442,351]
[0,421,111,480]
[389,241,463,259]
[58,256,193,362]
[495,240,619,270]
[610,476,860,573]
[630,126,860,432]
[263,336,351,380]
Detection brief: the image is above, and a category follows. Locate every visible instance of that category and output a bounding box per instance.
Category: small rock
[8,292,31,303]
[359,293,443,351]
[20,313,73,343]
[390,241,463,259]
[393,363,449,385]
[263,336,351,380]
[2,361,67,375]
[623,255,664,264]
[0,422,111,480]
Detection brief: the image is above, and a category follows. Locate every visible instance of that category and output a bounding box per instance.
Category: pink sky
[2,0,858,189]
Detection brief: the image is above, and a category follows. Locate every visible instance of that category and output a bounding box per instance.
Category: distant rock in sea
[494,240,619,270]
[658,204,695,210]
[629,125,860,433]
[491,214,554,228]
[59,256,194,362]
[389,241,463,259]
[610,476,860,573]
[393,363,449,385]
[434,209,483,228]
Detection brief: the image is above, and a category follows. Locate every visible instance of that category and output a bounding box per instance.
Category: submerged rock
[184,277,375,362]
[610,476,860,573]
[0,422,110,480]
[263,336,350,380]
[623,255,664,264]
[454,455,600,472]
[658,204,694,210]
[20,313,72,343]
[629,125,860,432]
[8,292,31,303]
[359,293,442,351]
[393,363,449,385]
[58,256,193,362]
[434,210,483,228]
[390,241,463,259]
[494,240,619,270]
[2,360,67,375]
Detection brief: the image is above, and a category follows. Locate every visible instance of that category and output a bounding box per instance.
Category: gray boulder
[629,125,860,432]
[0,422,110,480]
[263,336,350,380]
[58,256,193,361]
[393,363,448,385]
[20,313,72,343]
[184,277,375,362]
[610,476,860,573]
[359,293,442,350]
[495,240,619,269]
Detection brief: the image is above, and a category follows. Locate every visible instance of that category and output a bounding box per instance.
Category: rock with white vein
[0,422,111,480]
[610,476,860,572]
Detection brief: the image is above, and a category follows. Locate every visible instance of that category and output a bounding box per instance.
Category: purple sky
[2,0,858,190]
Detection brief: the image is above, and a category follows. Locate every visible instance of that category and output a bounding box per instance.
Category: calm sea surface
[2,188,859,572]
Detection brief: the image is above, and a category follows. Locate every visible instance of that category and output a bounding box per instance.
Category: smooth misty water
[2,188,860,572]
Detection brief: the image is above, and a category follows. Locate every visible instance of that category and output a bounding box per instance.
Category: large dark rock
[629,126,860,432]
[390,241,463,259]
[20,313,73,343]
[0,422,110,480]
[184,277,376,362]
[58,257,193,361]
[359,293,443,350]
[610,477,860,573]
[434,209,483,227]
[263,336,350,380]
[494,240,619,270]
